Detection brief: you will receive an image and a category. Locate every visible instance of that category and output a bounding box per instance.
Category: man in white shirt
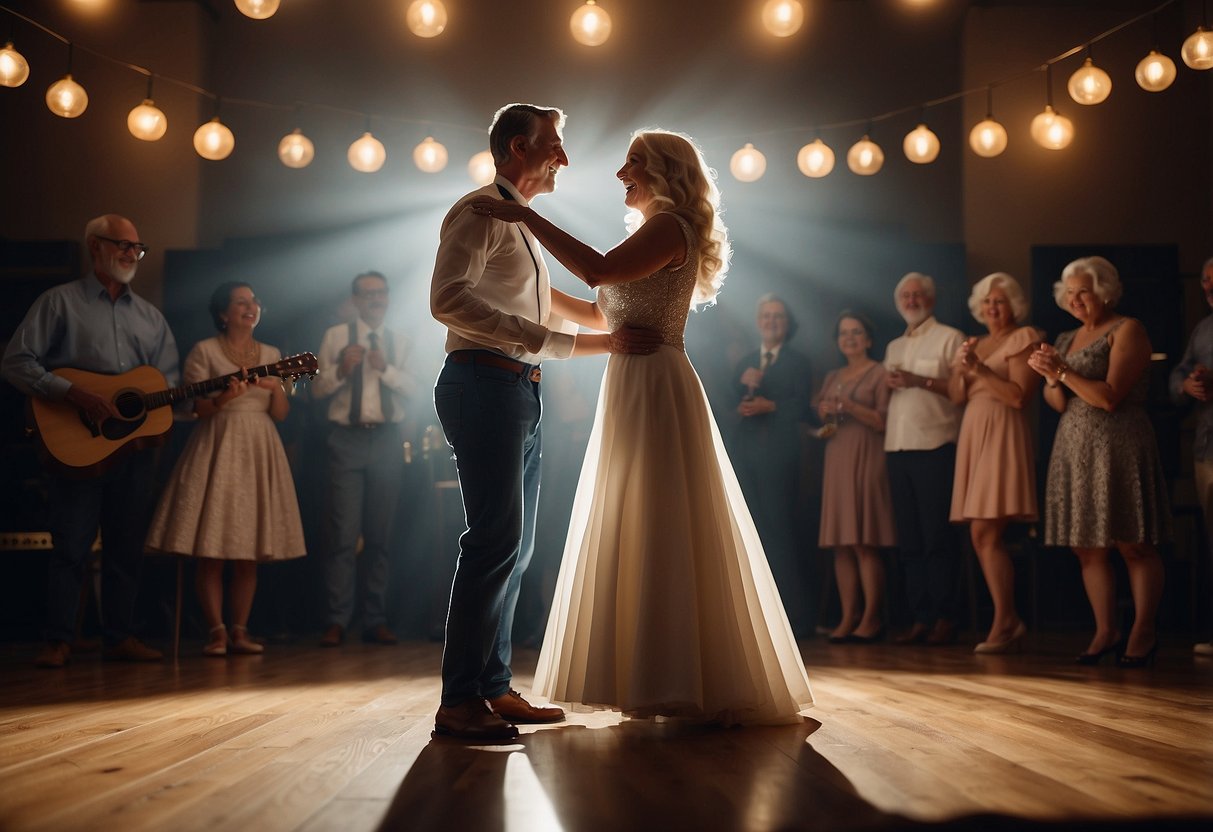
[884,272,965,646]
[429,103,654,741]
[312,271,416,648]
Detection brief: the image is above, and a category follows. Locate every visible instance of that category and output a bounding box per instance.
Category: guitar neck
[143,364,279,411]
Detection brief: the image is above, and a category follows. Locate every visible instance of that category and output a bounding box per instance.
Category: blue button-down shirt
[1170,313,1213,462]
[1,274,179,400]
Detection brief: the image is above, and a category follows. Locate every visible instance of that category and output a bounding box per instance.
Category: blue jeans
[434,354,542,705]
[324,423,403,630]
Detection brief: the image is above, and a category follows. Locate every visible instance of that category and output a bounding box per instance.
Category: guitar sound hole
[114,390,145,419]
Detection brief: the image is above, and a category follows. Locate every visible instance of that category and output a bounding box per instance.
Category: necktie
[761,350,774,371]
[348,332,364,425]
[369,332,394,421]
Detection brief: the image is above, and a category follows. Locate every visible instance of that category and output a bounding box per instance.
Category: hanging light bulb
[194,116,235,160]
[1135,49,1177,92]
[406,0,447,37]
[570,1,612,47]
[128,100,167,141]
[762,0,804,38]
[234,0,280,19]
[902,123,940,164]
[468,150,495,185]
[413,136,448,173]
[348,131,386,173]
[0,41,30,87]
[278,128,315,168]
[729,143,766,182]
[1067,55,1111,105]
[968,86,1008,158]
[1030,106,1073,150]
[846,135,884,175]
[796,139,834,178]
[1182,27,1213,70]
[46,75,88,118]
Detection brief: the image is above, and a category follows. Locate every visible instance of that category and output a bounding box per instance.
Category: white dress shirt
[883,316,965,452]
[313,318,416,426]
[430,175,576,363]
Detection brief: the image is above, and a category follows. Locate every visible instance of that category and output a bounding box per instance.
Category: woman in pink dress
[814,311,895,643]
[947,273,1042,654]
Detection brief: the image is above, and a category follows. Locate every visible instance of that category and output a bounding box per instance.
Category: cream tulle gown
[532,215,813,725]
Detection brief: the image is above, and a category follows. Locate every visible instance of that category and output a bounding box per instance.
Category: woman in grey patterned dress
[1028,257,1169,667]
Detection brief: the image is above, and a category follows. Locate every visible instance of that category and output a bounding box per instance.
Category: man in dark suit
[731,293,813,634]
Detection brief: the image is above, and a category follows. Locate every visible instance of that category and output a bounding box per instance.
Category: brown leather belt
[449,349,541,383]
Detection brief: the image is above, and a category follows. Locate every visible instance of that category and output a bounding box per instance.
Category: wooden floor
[1,636,1211,832]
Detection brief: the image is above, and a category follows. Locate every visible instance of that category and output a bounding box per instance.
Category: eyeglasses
[95,236,150,260]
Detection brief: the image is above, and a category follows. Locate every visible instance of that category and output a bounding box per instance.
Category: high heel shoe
[973,621,1027,655]
[203,625,227,657]
[229,625,264,655]
[847,626,886,645]
[1117,640,1158,668]
[1075,632,1122,665]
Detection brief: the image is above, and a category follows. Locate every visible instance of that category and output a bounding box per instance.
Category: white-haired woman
[471,129,812,724]
[948,273,1042,653]
[1028,257,1170,667]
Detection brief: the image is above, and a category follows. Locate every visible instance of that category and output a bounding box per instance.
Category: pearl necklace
[218,334,260,367]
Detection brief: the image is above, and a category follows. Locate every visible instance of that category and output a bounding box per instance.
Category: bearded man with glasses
[2,213,179,668]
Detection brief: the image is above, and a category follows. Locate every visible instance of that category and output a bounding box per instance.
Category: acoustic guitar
[29,353,318,477]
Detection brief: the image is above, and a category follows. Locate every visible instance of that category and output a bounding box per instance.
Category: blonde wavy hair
[624,129,731,308]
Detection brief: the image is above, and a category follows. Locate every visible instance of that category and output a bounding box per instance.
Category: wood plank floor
[0,636,1210,831]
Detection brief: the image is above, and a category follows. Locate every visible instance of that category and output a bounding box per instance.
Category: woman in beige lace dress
[146,282,306,656]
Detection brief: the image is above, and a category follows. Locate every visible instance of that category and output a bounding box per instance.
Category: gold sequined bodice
[598,215,698,350]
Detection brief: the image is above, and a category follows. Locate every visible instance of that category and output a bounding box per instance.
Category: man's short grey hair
[82,214,115,249]
[488,103,565,166]
[894,272,936,302]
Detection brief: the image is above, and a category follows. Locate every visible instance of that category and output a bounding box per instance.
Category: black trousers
[886,445,960,626]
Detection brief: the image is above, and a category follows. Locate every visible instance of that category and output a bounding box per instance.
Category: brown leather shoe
[487,689,565,724]
[434,698,519,742]
[926,618,958,646]
[319,624,344,647]
[894,622,930,645]
[103,636,163,662]
[362,625,398,645]
[35,641,70,668]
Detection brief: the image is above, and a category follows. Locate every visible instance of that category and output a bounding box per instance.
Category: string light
[467,150,495,185]
[234,0,280,20]
[1183,26,1213,69]
[846,135,883,175]
[45,43,87,118]
[570,1,611,47]
[796,138,834,178]
[0,41,29,87]
[348,131,386,172]
[406,0,447,38]
[1135,49,1177,91]
[968,86,1007,158]
[903,122,940,164]
[277,128,314,168]
[413,136,448,173]
[1067,53,1111,105]
[729,143,766,182]
[127,75,166,141]
[194,115,235,160]
[762,0,804,38]
[1030,65,1073,150]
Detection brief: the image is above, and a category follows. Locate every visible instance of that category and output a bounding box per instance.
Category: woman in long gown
[471,129,812,725]
[947,273,1042,654]
[146,282,306,656]
[814,311,895,644]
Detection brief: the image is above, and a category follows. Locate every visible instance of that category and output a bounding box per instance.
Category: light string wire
[0,0,1186,146]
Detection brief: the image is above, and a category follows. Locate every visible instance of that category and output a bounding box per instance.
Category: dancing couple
[429,103,813,742]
